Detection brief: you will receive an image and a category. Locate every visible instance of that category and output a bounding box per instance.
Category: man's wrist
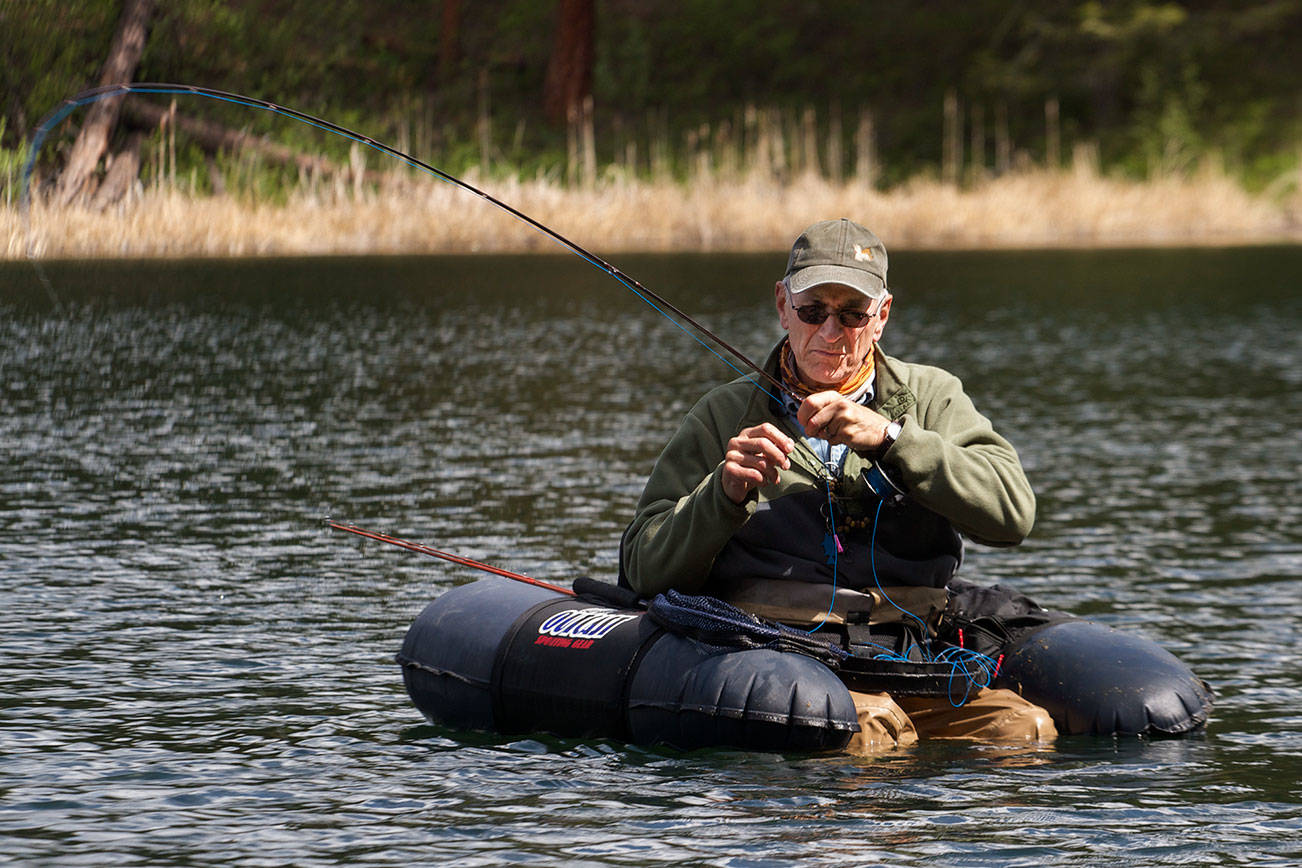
[879,419,902,454]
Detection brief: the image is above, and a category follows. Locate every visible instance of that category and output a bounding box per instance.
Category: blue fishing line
[806,477,838,635]
[31,88,1005,709]
[938,647,997,707]
[26,85,851,649]
[867,497,934,642]
[864,494,1000,703]
[21,84,789,409]
[935,644,999,697]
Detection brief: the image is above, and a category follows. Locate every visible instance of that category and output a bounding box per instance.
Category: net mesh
[648,590,850,667]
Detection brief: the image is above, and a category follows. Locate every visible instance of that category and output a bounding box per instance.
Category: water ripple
[0,251,1298,865]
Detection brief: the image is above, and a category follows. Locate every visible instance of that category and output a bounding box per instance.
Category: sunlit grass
[5,159,1298,260]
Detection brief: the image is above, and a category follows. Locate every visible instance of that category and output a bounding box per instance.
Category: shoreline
[7,165,1300,260]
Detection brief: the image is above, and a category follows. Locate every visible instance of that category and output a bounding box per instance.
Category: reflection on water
[1,248,1299,865]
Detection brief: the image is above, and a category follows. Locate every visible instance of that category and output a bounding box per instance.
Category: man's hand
[721,423,795,504]
[798,391,892,452]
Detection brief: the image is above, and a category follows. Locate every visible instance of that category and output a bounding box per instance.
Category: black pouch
[939,578,1072,658]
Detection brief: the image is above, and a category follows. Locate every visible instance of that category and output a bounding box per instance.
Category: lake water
[1,247,1299,866]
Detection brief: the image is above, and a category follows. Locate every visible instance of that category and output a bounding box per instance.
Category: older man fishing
[621,218,1056,752]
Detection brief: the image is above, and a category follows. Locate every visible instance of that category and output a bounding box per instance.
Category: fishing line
[26,85,870,654]
[864,495,995,701]
[806,477,838,634]
[21,82,794,407]
[23,83,839,565]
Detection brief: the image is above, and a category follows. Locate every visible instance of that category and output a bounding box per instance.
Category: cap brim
[786,264,887,298]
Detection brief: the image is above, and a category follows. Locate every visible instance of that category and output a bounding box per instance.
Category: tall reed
[6,156,1295,261]
[5,101,1298,259]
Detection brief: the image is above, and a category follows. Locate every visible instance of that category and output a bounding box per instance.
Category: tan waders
[846,688,1057,755]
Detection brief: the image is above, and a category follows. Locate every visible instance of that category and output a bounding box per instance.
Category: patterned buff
[778,338,876,402]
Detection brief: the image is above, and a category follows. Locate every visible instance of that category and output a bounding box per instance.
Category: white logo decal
[538,608,638,641]
[853,243,874,262]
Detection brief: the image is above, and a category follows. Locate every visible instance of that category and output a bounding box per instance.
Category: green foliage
[3,0,1301,193]
[0,120,34,208]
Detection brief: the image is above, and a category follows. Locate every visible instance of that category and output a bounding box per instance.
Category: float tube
[398,576,860,751]
[398,576,1212,750]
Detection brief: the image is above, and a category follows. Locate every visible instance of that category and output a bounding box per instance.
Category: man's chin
[807,373,848,390]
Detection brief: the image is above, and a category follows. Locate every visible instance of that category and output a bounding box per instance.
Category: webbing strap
[488,597,558,729]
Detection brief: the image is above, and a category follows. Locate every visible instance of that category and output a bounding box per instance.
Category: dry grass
[5,160,1299,261]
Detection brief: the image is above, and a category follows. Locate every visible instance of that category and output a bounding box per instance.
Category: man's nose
[817,316,844,340]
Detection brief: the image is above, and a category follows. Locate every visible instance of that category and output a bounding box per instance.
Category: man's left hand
[797,391,893,453]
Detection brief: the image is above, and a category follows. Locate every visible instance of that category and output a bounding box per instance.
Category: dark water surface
[2,248,1299,866]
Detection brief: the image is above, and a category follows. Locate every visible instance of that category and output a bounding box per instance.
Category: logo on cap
[853,244,874,262]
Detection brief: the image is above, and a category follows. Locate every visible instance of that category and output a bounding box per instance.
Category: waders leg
[896,688,1057,743]
[844,691,919,754]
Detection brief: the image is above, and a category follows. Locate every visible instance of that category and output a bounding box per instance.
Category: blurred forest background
[4,0,1302,255]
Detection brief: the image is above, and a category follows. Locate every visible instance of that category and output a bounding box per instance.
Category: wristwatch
[880,419,902,453]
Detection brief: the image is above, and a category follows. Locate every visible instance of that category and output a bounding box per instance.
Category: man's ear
[872,294,893,341]
[775,281,790,330]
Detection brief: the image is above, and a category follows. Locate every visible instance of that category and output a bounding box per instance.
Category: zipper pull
[822,532,842,564]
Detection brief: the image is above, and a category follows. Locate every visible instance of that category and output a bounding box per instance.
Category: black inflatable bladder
[995,619,1214,736]
[397,575,1213,748]
[396,576,860,752]
[943,580,1213,736]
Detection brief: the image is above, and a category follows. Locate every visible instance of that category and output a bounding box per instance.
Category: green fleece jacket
[621,341,1036,597]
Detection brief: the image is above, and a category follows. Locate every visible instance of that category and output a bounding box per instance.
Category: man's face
[775,281,891,388]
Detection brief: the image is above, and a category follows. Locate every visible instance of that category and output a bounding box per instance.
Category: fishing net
[647,590,850,668]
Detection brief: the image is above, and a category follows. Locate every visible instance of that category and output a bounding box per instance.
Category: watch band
[880,419,902,452]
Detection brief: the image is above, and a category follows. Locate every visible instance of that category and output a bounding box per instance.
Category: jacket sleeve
[881,369,1036,546]
[621,401,756,596]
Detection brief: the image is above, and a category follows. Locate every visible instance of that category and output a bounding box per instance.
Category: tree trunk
[56,0,155,205]
[995,102,1011,175]
[856,109,878,187]
[542,0,595,126]
[942,88,961,186]
[439,0,462,83]
[90,131,144,210]
[1045,96,1061,169]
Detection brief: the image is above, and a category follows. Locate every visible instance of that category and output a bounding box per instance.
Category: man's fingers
[728,435,791,471]
[796,391,841,429]
[800,404,844,440]
[724,459,772,488]
[721,423,800,503]
[721,453,777,504]
[743,423,795,455]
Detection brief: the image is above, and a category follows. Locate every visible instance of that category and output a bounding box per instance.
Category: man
[620,218,1056,752]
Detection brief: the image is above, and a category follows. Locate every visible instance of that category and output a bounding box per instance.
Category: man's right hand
[721,423,795,504]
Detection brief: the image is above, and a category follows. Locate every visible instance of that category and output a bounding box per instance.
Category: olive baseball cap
[783,218,889,299]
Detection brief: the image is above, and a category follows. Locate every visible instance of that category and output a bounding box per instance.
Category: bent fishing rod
[23,82,794,404]
[328,521,575,596]
[31,84,842,595]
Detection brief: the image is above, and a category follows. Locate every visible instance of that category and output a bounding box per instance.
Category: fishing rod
[327,521,575,596]
[30,84,841,599]
[22,82,795,404]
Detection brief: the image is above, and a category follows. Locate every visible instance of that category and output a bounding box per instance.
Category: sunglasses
[787,294,886,328]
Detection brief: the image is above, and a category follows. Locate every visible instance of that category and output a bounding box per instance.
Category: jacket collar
[751,340,916,422]
[869,346,917,421]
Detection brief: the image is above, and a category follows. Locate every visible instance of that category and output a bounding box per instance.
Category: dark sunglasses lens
[795,305,828,325]
[793,302,873,327]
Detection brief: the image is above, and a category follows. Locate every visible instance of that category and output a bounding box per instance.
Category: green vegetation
[3,0,1301,199]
